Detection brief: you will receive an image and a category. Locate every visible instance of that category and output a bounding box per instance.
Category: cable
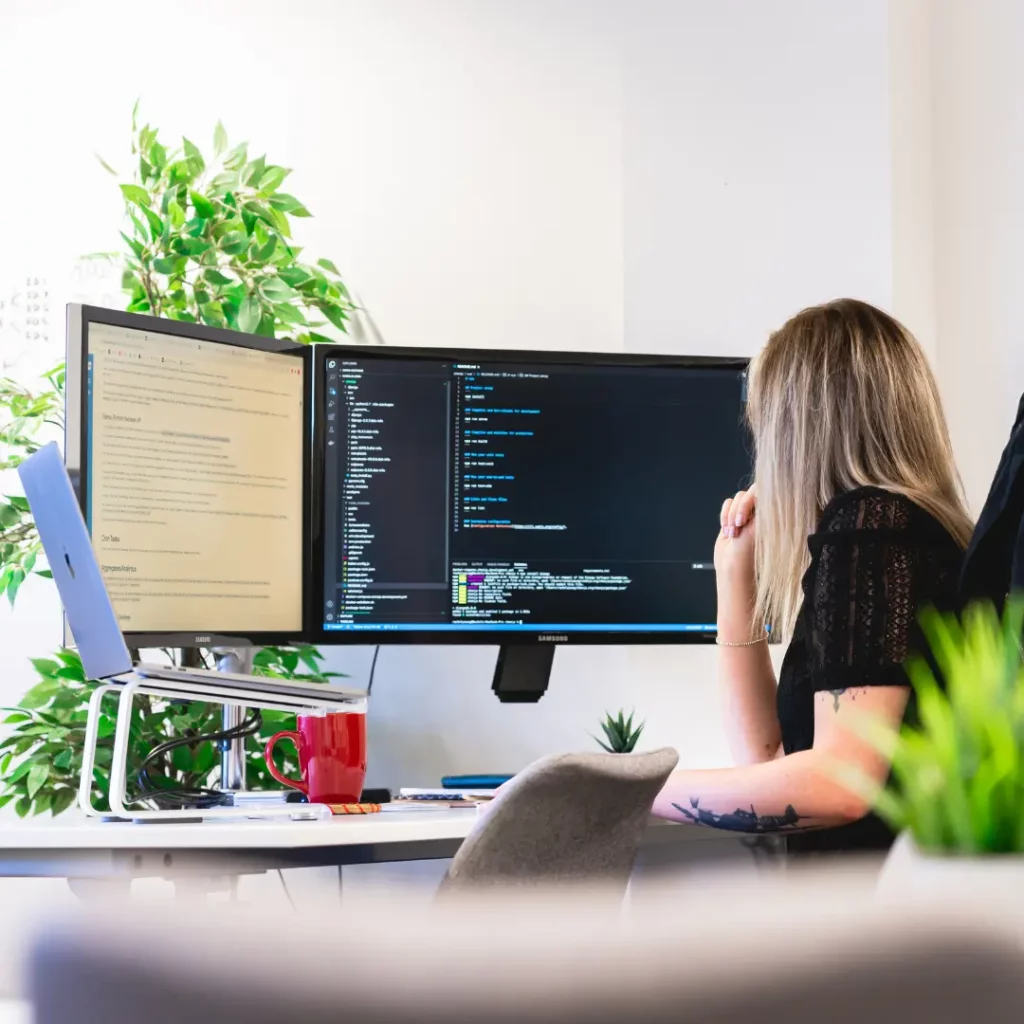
[129,708,264,810]
[366,645,381,696]
[278,869,297,910]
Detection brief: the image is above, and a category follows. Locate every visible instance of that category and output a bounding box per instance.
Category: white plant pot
[877,830,1024,903]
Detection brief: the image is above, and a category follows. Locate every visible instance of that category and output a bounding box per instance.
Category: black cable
[278,869,297,910]
[130,709,263,810]
[366,645,381,696]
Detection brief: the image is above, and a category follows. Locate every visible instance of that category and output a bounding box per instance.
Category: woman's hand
[714,486,758,636]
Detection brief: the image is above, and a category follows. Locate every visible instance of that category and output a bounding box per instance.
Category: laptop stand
[80,676,365,822]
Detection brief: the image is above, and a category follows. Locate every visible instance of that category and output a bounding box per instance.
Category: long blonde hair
[747,298,972,637]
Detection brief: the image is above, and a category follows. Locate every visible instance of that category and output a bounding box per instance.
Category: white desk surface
[0,809,714,851]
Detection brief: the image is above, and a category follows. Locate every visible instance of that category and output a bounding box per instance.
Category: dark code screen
[320,355,750,636]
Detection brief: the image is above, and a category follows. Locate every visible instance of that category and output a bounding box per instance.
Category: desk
[0,810,730,881]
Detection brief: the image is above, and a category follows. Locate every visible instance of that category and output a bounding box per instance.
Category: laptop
[18,442,363,707]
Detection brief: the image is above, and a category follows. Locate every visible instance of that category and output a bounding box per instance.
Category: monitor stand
[492,645,554,703]
[212,646,255,791]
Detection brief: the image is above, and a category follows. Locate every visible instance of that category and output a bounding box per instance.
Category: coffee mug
[264,711,367,804]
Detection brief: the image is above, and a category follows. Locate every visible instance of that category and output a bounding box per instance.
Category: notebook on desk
[18,443,363,708]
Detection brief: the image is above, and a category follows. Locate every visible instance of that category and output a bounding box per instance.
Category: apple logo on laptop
[63,550,75,579]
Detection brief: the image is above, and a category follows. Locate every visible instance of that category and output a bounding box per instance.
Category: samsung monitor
[65,305,311,647]
[311,345,751,697]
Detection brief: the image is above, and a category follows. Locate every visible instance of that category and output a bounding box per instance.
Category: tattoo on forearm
[673,797,811,833]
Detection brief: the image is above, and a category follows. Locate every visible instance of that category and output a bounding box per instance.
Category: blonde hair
[747,298,972,638]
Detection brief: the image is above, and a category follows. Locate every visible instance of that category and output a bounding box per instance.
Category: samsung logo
[195,636,212,643]
[538,634,568,643]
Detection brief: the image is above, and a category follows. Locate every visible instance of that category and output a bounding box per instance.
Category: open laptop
[18,442,363,707]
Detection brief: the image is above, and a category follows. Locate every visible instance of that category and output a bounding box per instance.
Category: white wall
[621,0,892,356]
[929,0,1024,512]
[888,0,937,359]
[0,1,894,793]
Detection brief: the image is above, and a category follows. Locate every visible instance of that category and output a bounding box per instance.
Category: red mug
[264,712,367,804]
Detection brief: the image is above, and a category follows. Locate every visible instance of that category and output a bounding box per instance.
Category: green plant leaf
[203,269,235,287]
[190,190,216,219]
[254,235,278,264]
[320,304,350,333]
[120,183,151,207]
[166,198,186,229]
[19,680,56,709]
[224,142,248,172]
[259,166,290,193]
[179,237,212,257]
[7,568,26,605]
[152,256,185,276]
[317,257,341,275]
[26,762,49,799]
[182,137,205,174]
[50,788,76,817]
[142,206,165,242]
[259,276,296,303]
[273,302,307,326]
[269,193,307,215]
[277,266,313,288]
[214,121,228,157]
[220,232,248,255]
[245,155,267,186]
[238,297,262,335]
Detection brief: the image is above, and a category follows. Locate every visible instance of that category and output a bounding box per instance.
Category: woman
[652,298,973,854]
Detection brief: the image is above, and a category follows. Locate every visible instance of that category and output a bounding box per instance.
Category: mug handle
[263,731,308,795]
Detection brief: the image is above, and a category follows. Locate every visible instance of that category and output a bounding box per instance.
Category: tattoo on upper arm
[826,688,861,712]
[672,798,812,833]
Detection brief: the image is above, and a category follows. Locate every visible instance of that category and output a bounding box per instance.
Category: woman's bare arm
[714,488,781,764]
[652,686,909,830]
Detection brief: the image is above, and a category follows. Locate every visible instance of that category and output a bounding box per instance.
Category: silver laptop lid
[17,442,133,681]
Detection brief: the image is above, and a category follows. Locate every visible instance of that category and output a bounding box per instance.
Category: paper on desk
[398,788,496,800]
[381,801,478,812]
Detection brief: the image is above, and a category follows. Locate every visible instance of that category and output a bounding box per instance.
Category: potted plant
[838,600,1024,895]
[593,709,644,754]
[0,109,362,816]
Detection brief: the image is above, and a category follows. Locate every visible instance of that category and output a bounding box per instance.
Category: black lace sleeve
[802,490,957,692]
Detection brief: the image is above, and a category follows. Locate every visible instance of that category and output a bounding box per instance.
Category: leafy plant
[593,709,644,754]
[0,645,342,817]
[102,103,356,340]
[0,365,64,603]
[839,600,1024,854]
[0,108,362,814]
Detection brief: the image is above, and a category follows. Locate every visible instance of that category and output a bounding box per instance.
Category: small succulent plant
[594,709,644,754]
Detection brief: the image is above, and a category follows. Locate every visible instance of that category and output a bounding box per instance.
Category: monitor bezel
[310,342,750,647]
[66,303,313,649]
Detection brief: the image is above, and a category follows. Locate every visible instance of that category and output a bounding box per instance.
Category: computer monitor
[311,345,751,698]
[65,305,311,647]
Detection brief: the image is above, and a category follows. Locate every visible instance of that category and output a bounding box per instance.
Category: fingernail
[726,526,735,538]
[734,515,744,528]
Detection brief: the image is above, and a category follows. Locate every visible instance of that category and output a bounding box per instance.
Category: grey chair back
[438,747,679,894]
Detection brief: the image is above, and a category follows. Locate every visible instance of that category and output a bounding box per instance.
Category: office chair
[438,747,679,894]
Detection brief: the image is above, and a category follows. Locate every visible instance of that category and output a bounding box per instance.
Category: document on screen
[85,321,304,633]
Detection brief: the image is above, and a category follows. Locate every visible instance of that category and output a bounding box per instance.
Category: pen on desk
[329,803,382,815]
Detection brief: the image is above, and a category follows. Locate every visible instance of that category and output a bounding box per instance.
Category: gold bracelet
[715,630,769,647]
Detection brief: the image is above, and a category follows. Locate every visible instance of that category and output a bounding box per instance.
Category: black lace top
[777,487,963,855]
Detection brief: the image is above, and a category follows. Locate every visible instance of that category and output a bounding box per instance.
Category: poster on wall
[0,257,121,384]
